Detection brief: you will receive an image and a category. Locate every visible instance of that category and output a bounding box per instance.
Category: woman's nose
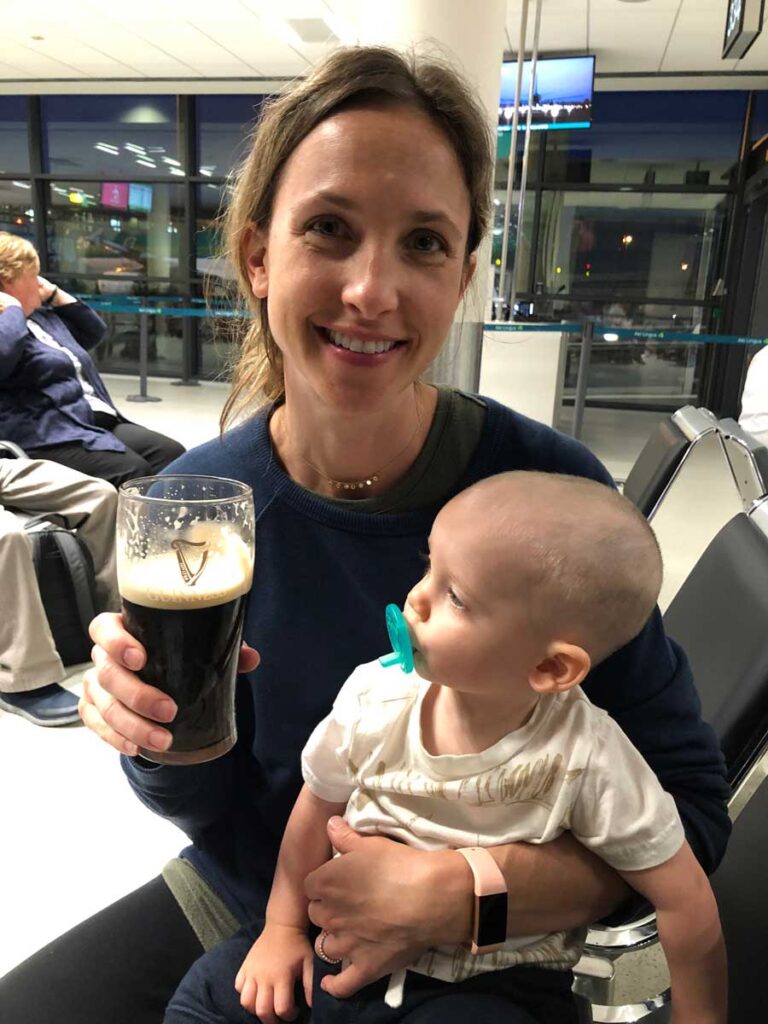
[341,244,400,320]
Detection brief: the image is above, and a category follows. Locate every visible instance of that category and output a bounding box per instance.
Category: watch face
[477,892,508,947]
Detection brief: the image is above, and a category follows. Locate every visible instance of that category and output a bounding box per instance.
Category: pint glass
[116,475,255,765]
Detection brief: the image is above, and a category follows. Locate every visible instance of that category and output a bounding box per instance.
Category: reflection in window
[0,97,29,175]
[0,179,34,240]
[46,181,184,293]
[42,96,179,178]
[89,311,184,379]
[544,92,745,186]
[196,95,265,179]
[535,191,728,303]
[490,190,535,315]
[752,92,768,148]
[195,183,234,288]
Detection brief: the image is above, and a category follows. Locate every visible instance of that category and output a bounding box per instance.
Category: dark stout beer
[119,535,252,764]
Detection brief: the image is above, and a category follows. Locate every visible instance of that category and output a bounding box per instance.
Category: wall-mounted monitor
[723,0,764,59]
[100,182,129,210]
[499,55,595,132]
[128,183,153,213]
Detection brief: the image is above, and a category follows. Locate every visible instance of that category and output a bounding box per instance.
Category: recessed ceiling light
[617,0,651,4]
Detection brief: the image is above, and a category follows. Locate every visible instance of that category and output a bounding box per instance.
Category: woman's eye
[409,231,446,256]
[448,587,465,610]
[307,217,345,239]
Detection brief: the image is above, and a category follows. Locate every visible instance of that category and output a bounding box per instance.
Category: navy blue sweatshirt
[121,396,730,923]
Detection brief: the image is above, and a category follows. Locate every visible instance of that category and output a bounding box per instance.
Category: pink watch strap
[456,846,508,954]
[457,846,507,896]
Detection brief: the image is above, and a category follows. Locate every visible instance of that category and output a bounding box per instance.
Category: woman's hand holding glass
[80,612,260,758]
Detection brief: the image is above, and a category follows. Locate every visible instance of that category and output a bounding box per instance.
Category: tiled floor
[0,373,748,981]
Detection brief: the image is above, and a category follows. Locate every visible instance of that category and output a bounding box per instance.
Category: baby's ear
[529,642,591,694]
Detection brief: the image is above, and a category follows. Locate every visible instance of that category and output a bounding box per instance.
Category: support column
[355,0,507,391]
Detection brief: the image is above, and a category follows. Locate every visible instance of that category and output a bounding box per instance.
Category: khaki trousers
[0,458,119,693]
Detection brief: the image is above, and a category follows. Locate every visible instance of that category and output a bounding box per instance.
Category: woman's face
[245,105,475,414]
[2,268,40,316]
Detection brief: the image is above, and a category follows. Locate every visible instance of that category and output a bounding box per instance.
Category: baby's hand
[235,923,313,1024]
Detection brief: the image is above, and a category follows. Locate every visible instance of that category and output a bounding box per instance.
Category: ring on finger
[316,930,342,965]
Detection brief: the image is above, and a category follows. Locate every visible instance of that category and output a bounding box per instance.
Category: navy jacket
[122,399,731,925]
[0,301,126,453]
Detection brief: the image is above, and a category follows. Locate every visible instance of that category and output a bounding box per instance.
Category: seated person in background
[738,344,768,447]
[168,472,727,1024]
[0,455,119,726]
[0,232,185,488]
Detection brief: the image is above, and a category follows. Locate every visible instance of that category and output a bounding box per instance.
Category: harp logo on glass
[171,539,210,586]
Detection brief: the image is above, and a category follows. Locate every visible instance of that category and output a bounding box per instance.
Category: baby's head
[404,471,661,697]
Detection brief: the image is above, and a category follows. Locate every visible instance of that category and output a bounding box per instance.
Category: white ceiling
[0,0,765,91]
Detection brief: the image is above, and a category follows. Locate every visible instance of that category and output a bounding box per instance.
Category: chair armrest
[0,441,27,459]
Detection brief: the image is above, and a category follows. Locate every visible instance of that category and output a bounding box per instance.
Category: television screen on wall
[128,183,153,213]
[499,55,595,131]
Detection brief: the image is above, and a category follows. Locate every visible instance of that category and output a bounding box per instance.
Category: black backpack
[23,515,98,666]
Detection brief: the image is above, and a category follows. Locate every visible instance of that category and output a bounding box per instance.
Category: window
[196,95,265,179]
[534,190,729,302]
[0,179,34,239]
[42,96,179,178]
[751,92,768,148]
[0,97,29,175]
[543,92,746,186]
[46,181,184,291]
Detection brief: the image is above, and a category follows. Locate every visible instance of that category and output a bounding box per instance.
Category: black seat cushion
[623,417,690,517]
[663,513,768,782]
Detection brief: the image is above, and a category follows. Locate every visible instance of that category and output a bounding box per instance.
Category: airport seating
[572,501,768,1021]
[621,406,719,519]
[716,417,768,508]
[0,441,27,460]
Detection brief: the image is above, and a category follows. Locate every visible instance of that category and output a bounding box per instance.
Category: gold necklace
[293,388,424,493]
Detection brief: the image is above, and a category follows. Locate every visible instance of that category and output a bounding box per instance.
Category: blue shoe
[0,683,81,727]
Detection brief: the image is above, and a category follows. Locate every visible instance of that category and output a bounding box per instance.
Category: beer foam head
[119,528,253,610]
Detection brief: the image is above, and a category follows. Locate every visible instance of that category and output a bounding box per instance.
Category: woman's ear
[460,252,477,299]
[529,642,591,694]
[243,224,269,299]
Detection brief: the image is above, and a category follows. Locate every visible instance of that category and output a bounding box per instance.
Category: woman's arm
[0,301,29,379]
[45,283,108,351]
[306,818,628,950]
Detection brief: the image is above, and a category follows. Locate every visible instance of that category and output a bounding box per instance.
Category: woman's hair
[216,45,495,429]
[0,233,39,286]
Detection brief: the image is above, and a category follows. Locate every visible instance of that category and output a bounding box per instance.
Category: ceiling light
[136,158,156,168]
[162,157,181,167]
[169,167,185,176]
[260,14,303,48]
[12,181,31,189]
[603,333,619,341]
[286,17,342,43]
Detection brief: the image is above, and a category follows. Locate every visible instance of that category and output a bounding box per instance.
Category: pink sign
[100,182,129,210]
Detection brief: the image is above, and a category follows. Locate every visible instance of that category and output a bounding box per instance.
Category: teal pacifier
[378,603,414,673]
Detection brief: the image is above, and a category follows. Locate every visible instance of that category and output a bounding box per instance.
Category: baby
[168,471,726,1024]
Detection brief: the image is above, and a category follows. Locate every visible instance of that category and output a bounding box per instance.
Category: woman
[0,47,729,1023]
[0,233,184,487]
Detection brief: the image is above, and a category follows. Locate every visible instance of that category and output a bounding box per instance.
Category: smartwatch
[456,846,508,954]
